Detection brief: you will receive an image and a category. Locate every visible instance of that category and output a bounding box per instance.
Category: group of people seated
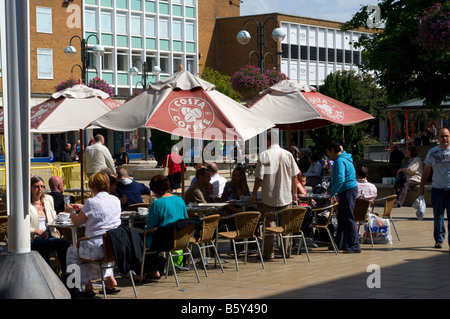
[28,142,423,298]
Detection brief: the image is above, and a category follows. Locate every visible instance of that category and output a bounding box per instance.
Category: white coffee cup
[58,212,70,220]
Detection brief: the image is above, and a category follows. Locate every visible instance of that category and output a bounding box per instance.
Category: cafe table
[298,193,330,207]
[47,219,84,246]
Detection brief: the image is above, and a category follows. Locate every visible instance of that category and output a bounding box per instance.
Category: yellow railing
[0,162,86,190]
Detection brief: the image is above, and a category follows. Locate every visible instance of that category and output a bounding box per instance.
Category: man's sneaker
[434,242,443,248]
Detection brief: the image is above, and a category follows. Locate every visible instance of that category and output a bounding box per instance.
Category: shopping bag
[363,214,393,244]
[412,195,426,220]
[163,155,169,176]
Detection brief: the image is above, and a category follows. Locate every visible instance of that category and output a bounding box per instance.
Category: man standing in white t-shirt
[252,130,299,259]
[83,134,116,177]
[419,128,450,249]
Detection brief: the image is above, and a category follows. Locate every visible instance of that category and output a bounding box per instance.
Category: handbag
[163,155,169,176]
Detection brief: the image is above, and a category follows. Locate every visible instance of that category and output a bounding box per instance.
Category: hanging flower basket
[88,77,114,97]
[55,77,114,97]
[231,65,287,100]
[417,2,450,51]
[55,77,80,92]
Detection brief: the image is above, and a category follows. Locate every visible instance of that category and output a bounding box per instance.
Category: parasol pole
[389,110,393,145]
[287,124,292,153]
[405,109,409,146]
[80,129,85,203]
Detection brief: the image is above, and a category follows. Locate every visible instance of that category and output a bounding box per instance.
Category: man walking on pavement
[83,134,116,177]
[252,130,299,260]
[419,128,450,249]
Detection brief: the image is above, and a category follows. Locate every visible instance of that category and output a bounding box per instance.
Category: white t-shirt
[210,173,227,199]
[424,145,450,189]
[255,144,300,207]
[83,192,121,246]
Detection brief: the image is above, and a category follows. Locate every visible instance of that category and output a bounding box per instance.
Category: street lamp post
[128,58,161,91]
[236,17,286,72]
[128,58,161,161]
[64,34,105,202]
[64,34,105,84]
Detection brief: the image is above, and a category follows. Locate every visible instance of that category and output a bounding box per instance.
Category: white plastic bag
[363,214,393,244]
[413,195,426,220]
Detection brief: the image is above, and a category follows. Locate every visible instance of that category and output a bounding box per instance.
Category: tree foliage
[201,67,242,102]
[341,0,450,107]
[311,70,387,160]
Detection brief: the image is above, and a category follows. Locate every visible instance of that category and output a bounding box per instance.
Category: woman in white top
[66,172,121,298]
[30,176,70,273]
[392,146,423,207]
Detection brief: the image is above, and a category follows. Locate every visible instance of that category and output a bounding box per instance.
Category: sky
[239,0,378,23]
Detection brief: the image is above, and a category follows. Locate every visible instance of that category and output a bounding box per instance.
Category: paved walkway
[97,205,450,302]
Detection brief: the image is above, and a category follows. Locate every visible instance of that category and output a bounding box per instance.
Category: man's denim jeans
[432,188,450,244]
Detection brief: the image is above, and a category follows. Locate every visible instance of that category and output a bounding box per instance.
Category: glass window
[103,52,113,70]
[85,10,97,31]
[131,15,142,36]
[101,12,112,32]
[160,56,169,73]
[185,22,194,41]
[117,52,129,71]
[116,14,127,34]
[173,20,182,40]
[145,17,155,37]
[185,0,194,6]
[36,7,52,34]
[37,49,53,79]
[186,57,195,74]
[281,43,289,59]
[159,19,169,38]
[173,56,182,73]
[309,47,317,60]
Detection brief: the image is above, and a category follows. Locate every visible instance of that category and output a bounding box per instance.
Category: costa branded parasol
[0,84,121,134]
[89,70,274,141]
[246,80,374,131]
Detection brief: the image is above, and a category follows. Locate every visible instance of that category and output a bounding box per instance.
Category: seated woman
[392,146,423,207]
[66,172,122,298]
[30,176,70,274]
[303,154,323,187]
[141,174,187,280]
[221,166,251,214]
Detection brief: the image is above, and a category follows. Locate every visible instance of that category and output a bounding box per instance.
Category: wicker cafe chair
[165,223,201,287]
[372,195,400,241]
[265,207,310,263]
[141,223,201,287]
[0,215,8,244]
[311,202,339,254]
[353,198,375,247]
[218,211,264,271]
[77,232,138,299]
[189,214,224,276]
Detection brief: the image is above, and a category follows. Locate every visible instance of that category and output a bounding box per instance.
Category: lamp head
[129,66,139,76]
[64,45,77,57]
[92,44,105,57]
[272,28,286,42]
[236,30,251,45]
[152,65,161,75]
